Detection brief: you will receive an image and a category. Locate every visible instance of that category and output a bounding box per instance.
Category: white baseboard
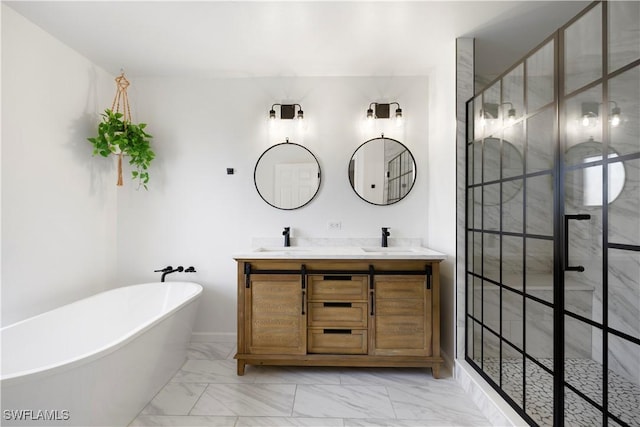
[455,359,528,427]
[191,332,235,343]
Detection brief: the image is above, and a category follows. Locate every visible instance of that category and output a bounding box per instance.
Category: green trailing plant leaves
[87,108,155,189]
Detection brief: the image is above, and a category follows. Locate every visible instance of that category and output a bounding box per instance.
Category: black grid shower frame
[557,1,640,425]
[466,2,639,426]
[466,173,556,424]
[387,150,411,203]
[465,29,559,425]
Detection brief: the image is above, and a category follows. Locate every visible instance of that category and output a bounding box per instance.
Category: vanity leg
[237,360,246,376]
[432,365,440,379]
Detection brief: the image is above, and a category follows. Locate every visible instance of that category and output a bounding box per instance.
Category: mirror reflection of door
[274,163,319,209]
[348,137,416,205]
[254,141,321,210]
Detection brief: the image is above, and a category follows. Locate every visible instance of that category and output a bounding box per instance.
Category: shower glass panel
[525,361,554,426]
[466,2,639,425]
[526,174,554,237]
[503,122,525,178]
[502,342,524,408]
[608,2,640,73]
[503,287,523,348]
[607,335,640,427]
[527,41,554,112]
[527,107,556,173]
[608,65,640,157]
[564,3,602,95]
[503,64,524,124]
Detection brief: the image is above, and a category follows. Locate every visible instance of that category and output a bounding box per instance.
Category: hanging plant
[87,73,155,189]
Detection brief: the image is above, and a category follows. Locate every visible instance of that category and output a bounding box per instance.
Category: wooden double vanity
[234,247,446,378]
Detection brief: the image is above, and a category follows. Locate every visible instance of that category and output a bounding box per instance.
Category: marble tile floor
[129,341,492,427]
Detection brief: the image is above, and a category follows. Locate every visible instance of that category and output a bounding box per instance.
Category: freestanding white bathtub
[1,282,202,426]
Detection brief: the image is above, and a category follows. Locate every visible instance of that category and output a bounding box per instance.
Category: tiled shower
[464,2,639,426]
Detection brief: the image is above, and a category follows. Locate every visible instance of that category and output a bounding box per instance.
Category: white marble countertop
[233,246,447,261]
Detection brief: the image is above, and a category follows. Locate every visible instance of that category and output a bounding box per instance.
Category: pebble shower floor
[483,358,640,426]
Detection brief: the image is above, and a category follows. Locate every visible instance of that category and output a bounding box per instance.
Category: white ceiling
[5,1,588,81]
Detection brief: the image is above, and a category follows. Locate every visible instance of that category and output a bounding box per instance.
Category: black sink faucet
[154,265,184,282]
[283,227,291,247]
[381,227,390,247]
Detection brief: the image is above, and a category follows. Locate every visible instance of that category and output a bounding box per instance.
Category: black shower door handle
[564,214,591,272]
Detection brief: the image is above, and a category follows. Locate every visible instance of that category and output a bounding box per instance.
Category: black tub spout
[154,265,184,282]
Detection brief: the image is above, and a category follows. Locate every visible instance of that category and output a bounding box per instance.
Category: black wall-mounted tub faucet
[154,265,184,282]
[382,227,391,247]
[283,227,291,247]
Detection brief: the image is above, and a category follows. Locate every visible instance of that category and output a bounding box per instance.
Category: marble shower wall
[456,38,474,360]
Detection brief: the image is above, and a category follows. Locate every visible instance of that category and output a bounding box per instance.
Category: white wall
[426,41,458,363]
[1,5,117,325]
[116,76,430,336]
[1,5,461,361]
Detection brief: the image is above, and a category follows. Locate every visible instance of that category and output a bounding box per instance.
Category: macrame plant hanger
[112,71,132,186]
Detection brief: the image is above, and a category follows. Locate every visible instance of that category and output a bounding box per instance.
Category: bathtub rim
[1,281,202,386]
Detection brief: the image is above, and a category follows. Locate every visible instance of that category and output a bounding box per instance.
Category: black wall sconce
[581,101,621,128]
[269,103,304,120]
[480,102,517,119]
[366,102,402,120]
[480,102,517,125]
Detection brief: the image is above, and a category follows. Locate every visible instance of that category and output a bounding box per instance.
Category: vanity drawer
[307,328,367,354]
[308,302,368,328]
[308,275,368,301]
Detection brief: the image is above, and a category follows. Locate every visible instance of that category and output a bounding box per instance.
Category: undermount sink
[360,247,420,253]
[254,247,312,252]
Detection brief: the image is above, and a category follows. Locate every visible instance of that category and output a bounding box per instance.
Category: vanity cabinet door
[246,274,306,355]
[372,275,432,356]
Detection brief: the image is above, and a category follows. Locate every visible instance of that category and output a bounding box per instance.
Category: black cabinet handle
[564,214,591,272]
[370,291,375,316]
[323,329,352,334]
[301,290,306,315]
[323,302,352,307]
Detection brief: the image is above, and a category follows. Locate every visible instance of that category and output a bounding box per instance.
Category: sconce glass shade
[582,113,597,127]
[366,108,374,119]
[610,106,621,127]
[581,101,599,127]
[297,109,304,120]
[479,110,487,127]
[394,107,403,127]
[269,109,276,120]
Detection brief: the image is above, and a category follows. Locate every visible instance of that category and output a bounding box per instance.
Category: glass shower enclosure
[465,2,639,426]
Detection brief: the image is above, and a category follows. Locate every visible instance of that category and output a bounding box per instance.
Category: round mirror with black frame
[473,138,524,206]
[254,140,321,210]
[564,138,626,208]
[348,136,416,206]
